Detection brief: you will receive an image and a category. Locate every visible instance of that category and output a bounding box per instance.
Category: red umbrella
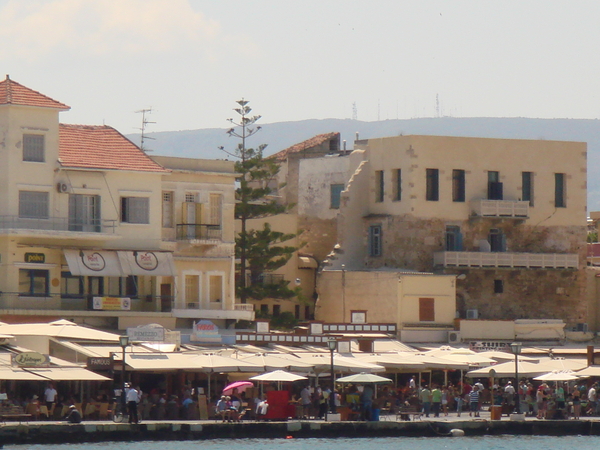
[222,381,253,395]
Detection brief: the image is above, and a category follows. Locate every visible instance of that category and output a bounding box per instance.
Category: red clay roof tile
[270,132,340,161]
[59,124,169,173]
[0,75,69,110]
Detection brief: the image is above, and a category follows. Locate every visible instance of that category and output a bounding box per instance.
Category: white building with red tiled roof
[0,76,251,332]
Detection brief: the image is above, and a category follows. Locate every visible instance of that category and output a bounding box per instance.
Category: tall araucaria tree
[220,99,300,304]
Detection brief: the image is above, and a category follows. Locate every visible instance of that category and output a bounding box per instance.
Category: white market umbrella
[238,353,314,372]
[335,372,393,384]
[297,353,385,373]
[250,370,307,391]
[467,360,555,378]
[250,370,307,382]
[575,365,600,377]
[534,370,582,382]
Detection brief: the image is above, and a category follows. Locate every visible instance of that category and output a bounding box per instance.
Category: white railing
[471,200,529,218]
[434,251,579,269]
[234,303,254,311]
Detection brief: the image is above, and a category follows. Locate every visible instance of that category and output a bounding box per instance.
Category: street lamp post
[327,338,337,416]
[119,335,130,409]
[510,342,522,414]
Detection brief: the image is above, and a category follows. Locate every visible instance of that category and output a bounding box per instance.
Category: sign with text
[24,253,45,264]
[191,320,222,343]
[93,297,131,311]
[127,326,165,342]
[469,341,511,352]
[87,357,113,371]
[13,352,50,367]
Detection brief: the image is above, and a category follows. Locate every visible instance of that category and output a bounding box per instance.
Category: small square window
[23,134,45,162]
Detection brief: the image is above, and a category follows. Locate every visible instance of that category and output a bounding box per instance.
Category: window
[369,225,382,257]
[61,272,84,298]
[419,298,435,322]
[488,171,503,200]
[23,134,45,162]
[294,304,300,319]
[330,184,344,209]
[162,192,174,228]
[522,172,534,206]
[209,193,223,225]
[452,169,465,202]
[19,269,49,296]
[209,275,223,303]
[260,304,269,314]
[125,276,138,298]
[555,173,566,207]
[445,226,463,251]
[494,279,504,294]
[375,170,384,202]
[185,275,200,305]
[305,305,311,320]
[392,169,402,201]
[19,191,49,219]
[489,228,506,252]
[69,194,101,232]
[121,197,149,224]
[88,276,104,297]
[272,304,281,317]
[426,169,439,201]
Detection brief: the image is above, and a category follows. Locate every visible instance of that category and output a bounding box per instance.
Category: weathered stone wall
[297,216,338,262]
[453,268,587,325]
[359,214,588,325]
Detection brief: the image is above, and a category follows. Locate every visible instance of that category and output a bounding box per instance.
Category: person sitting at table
[65,405,82,423]
[215,395,229,422]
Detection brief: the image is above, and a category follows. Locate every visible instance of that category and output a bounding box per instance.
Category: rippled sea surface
[7,436,600,450]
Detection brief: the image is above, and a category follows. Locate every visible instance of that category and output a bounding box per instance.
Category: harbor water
[7,436,600,450]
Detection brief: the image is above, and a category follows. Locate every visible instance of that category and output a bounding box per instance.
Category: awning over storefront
[24,367,111,381]
[64,249,124,277]
[117,251,176,276]
[0,366,47,380]
[65,250,175,277]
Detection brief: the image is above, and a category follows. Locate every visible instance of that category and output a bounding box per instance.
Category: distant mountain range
[127,117,600,211]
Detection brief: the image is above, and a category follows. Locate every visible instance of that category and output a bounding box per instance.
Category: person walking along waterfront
[126,384,140,424]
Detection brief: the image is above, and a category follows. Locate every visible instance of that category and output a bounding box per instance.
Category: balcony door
[487,171,503,200]
[69,194,101,232]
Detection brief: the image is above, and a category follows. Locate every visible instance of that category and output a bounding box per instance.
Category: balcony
[434,251,579,269]
[176,224,221,243]
[471,200,529,219]
[172,301,254,320]
[0,215,117,238]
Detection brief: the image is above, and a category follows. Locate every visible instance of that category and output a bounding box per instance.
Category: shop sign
[469,341,511,352]
[24,253,45,264]
[92,297,131,311]
[127,326,165,342]
[87,357,113,370]
[191,320,222,343]
[13,352,50,367]
[133,251,159,271]
[81,252,106,271]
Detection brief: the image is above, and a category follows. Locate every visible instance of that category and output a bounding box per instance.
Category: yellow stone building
[316,134,588,338]
[0,76,251,331]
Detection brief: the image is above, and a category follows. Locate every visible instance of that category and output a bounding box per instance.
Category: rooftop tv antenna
[136,108,156,152]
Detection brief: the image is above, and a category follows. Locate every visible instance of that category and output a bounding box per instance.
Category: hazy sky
[2,0,599,133]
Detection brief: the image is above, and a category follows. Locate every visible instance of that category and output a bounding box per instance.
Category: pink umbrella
[222,381,253,395]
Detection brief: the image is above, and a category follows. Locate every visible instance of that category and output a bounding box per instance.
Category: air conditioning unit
[56,182,69,193]
[448,331,461,344]
[466,309,479,319]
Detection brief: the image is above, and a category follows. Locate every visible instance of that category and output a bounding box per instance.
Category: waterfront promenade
[4,411,600,445]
